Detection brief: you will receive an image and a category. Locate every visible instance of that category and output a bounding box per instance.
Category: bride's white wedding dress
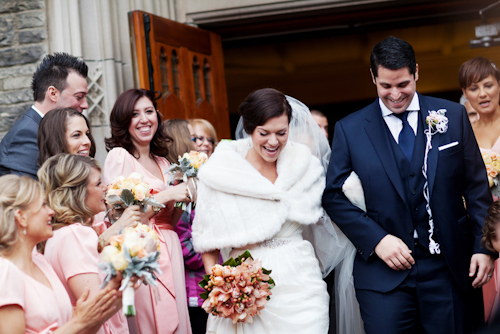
[207,221,329,333]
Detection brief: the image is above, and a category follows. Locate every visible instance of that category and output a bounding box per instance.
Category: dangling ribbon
[422,109,448,254]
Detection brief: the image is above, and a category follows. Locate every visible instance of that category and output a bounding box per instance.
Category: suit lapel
[419,96,439,196]
[364,100,407,203]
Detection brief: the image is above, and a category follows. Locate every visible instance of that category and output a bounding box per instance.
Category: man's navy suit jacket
[323,94,494,293]
[0,107,41,180]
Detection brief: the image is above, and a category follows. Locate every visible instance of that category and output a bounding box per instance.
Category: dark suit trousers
[355,243,484,334]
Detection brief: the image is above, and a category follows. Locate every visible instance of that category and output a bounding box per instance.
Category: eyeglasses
[191,136,215,145]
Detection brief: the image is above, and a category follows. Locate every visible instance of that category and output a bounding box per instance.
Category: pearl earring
[23,228,26,235]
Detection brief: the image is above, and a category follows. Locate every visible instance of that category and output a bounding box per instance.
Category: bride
[192,88,363,334]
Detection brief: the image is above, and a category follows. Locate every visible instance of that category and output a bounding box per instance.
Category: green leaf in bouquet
[236,250,253,263]
[262,268,272,275]
[267,277,276,289]
[221,257,238,267]
[198,274,211,289]
[199,291,209,300]
[120,189,135,206]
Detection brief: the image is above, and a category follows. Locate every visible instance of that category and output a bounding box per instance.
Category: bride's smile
[249,113,289,164]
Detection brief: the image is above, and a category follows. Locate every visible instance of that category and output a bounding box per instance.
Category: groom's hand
[375,235,415,270]
[469,253,495,288]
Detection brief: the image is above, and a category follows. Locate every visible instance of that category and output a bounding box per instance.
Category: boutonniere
[422,109,448,255]
[425,109,448,135]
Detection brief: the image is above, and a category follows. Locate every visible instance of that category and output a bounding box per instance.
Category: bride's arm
[201,250,220,275]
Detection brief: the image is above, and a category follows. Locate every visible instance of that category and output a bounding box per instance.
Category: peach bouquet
[99,223,162,317]
[482,152,500,197]
[166,151,208,209]
[199,250,274,324]
[106,172,164,222]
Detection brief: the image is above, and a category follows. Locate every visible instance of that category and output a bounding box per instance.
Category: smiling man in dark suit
[323,36,496,333]
[0,53,88,179]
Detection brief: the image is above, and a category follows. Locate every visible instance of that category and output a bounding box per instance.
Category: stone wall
[0,0,47,140]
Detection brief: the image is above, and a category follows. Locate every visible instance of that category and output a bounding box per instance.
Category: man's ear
[414,64,419,82]
[370,68,376,85]
[46,86,59,103]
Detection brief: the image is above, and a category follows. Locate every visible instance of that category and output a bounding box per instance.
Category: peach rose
[483,153,493,165]
[128,172,144,184]
[492,161,500,173]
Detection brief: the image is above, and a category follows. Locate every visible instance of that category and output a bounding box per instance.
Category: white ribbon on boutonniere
[422,109,448,254]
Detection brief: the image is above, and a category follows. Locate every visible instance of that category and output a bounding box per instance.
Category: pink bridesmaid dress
[0,254,73,334]
[103,147,192,334]
[44,223,129,334]
[480,140,500,322]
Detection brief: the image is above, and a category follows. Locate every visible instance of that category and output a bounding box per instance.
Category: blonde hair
[0,175,42,254]
[38,153,101,230]
[189,119,219,151]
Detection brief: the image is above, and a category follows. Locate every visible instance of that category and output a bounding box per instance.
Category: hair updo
[38,153,101,230]
[239,88,292,134]
[0,175,42,254]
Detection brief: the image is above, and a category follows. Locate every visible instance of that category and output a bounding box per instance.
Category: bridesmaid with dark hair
[37,107,96,166]
[104,88,193,334]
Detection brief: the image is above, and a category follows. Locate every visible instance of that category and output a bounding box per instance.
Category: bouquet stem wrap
[122,281,136,317]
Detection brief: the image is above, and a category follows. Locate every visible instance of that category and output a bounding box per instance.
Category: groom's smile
[371,65,419,114]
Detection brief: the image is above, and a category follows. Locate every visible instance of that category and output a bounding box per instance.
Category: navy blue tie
[394,111,415,161]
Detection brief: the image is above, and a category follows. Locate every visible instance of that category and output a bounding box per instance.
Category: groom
[323,36,496,333]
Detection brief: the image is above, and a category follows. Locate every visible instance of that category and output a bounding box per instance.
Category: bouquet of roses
[199,250,274,324]
[106,172,164,223]
[99,223,162,317]
[166,151,208,210]
[482,152,500,197]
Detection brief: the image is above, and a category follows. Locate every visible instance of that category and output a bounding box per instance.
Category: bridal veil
[235,95,364,334]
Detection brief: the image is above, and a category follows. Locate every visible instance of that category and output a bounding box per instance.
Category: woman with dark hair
[191,88,357,333]
[37,107,96,166]
[162,119,196,164]
[459,57,500,322]
[104,89,193,334]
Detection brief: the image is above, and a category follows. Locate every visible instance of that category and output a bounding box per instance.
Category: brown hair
[105,89,171,158]
[37,107,96,166]
[239,88,292,134]
[482,200,500,252]
[163,119,195,164]
[458,57,500,89]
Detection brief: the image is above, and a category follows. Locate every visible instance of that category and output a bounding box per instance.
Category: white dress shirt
[32,105,45,118]
[379,92,421,239]
[379,92,420,143]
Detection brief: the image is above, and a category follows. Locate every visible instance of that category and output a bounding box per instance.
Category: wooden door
[129,10,230,139]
